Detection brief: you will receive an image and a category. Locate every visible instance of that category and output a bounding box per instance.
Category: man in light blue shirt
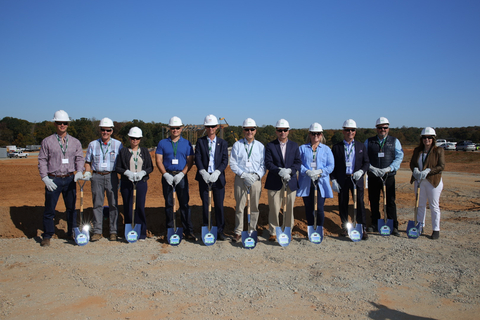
[229,118,266,242]
[84,117,123,241]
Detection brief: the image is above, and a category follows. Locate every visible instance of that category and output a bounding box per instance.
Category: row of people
[38,110,444,246]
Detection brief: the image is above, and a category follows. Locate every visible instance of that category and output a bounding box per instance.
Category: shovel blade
[167,227,183,246]
[275,226,291,247]
[407,220,422,239]
[201,226,217,246]
[348,223,363,242]
[125,223,141,243]
[241,230,257,249]
[378,218,392,236]
[308,226,323,244]
[73,227,89,246]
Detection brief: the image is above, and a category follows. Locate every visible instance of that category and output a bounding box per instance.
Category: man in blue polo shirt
[155,116,196,241]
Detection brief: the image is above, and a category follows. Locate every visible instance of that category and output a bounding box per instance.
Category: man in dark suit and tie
[264,119,302,241]
[330,119,370,240]
[195,114,229,240]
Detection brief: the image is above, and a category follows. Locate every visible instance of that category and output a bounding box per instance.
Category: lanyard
[311,143,319,161]
[422,148,431,169]
[131,149,140,171]
[56,134,68,157]
[171,140,179,158]
[99,140,111,161]
[378,136,386,151]
[244,139,254,160]
[344,141,354,161]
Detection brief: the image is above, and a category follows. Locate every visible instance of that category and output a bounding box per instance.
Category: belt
[48,172,74,178]
[167,170,181,175]
[94,171,112,175]
[345,174,353,177]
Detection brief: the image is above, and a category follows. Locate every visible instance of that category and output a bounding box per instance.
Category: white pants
[234,175,262,235]
[415,179,443,231]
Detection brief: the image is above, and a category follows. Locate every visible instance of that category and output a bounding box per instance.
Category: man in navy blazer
[330,119,370,239]
[265,119,302,241]
[195,115,229,240]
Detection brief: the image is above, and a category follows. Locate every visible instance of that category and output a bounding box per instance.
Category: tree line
[1,116,479,149]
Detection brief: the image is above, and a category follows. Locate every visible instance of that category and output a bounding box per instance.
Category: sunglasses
[170,127,181,131]
[276,129,288,133]
[205,126,217,129]
[377,126,389,130]
[343,129,356,132]
[243,128,256,132]
[101,128,112,132]
[55,121,69,126]
[130,137,141,140]
[422,136,434,140]
[310,132,322,136]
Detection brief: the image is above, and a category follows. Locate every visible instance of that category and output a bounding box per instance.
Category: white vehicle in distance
[456,141,476,152]
[7,151,29,158]
[436,139,447,147]
[439,142,456,150]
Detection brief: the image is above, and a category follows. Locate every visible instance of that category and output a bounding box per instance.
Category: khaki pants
[234,175,262,235]
[268,186,296,235]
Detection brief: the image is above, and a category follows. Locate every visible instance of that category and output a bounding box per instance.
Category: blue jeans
[162,175,194,236]
[42,175,77,239]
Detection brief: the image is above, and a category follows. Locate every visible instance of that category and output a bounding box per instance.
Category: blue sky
[1,0,479,129]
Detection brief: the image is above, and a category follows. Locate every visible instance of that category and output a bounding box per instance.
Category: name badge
[346,161,352,167]
[172,159,179,165]
[310,162,317,169]
[378,152,385,158]
[62,158,69,164]
[246,161,253,168]
[101,162,108,168]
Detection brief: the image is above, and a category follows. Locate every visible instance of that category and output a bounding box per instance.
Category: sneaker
[40,238,51,247]
[109,234,117,241]
[392,228,400,237]
[91,234,102,241]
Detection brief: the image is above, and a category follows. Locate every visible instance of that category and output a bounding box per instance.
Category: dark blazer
[116,147,154,182]
[194,136,229,188]
[331,140,369,188]
[264,139,301,191]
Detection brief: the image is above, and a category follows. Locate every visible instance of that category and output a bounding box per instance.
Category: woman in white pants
[409,127,445,239]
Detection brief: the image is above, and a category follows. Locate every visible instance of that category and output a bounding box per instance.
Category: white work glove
[313,169,323,176]
[209,170,221,183]
[352,169,364,181]
[331,179,340,193]
[135,170,146,181]
[42,176,57,191]
[278,168,291,180]
[380,167,392,176]
[74,172,84,182]
[173,172,185,185]
[163,172,174,186]
[412,167,421,180]
[83,171,92,181]
[124,170,135,182]
[241,172,255,187]
[199,169,211,184]
[419,168,431,180]
[369,166,382,177]
[306,169,323,181]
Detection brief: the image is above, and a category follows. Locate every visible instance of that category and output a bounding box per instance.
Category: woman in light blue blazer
[297,123,334,228]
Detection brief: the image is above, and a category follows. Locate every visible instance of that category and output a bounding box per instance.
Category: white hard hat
[376,117,389,127]
[242,118,257,127]
[203,114,219,126]
[421,127,436,136]
[275,119,290,128]
[309,122,323,132]
[128,126,143,138]
[168,116,183,127]
[342,119,357,129]
[99,117,114,127]
[52,110,70,122]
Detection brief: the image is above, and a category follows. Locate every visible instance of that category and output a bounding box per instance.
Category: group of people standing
[38,110,445,247]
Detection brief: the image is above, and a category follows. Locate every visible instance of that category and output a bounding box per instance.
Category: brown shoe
[91,233,102,241]
[40,238,51,247]
[268,235,276,242]
[232,234,241,242]
[109,234,117,241]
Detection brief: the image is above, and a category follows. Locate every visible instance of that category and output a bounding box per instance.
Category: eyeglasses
[276,129,288,133]
[101,128,112,132]
[310,132,322,136]
[343,129,356,132]
[55,122,69,126]
[205,126,217,129]
[170,127,181,131]
[377,126,389,130]
[130,137,141,140]
[243,128,256,132]
[422,136,434,140]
